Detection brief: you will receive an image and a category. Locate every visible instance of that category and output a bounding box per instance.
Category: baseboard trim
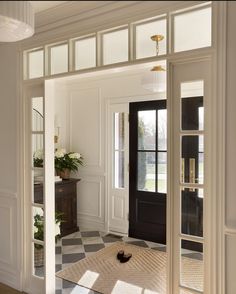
[0,268,21,292]
[78,217,106,232]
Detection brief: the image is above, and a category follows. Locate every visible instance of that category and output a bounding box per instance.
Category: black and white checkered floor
[34,229,202,293]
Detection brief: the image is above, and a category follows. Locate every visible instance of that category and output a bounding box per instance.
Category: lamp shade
[141,66,166,93]
[0,1,34,42]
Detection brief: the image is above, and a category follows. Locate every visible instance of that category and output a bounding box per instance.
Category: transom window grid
[24,2,212,80]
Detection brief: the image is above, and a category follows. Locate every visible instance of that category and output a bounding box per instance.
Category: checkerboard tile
[54,230,165,293]
[54,230,202,293]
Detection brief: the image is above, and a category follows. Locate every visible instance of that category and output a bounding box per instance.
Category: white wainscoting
[0,190,21,290]
[77,176,105,231]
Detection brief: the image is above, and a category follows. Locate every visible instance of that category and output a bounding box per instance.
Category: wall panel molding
[0,190,17,199]
[69,87,103,169]
[0,193,18,289]
[77,177,103,221]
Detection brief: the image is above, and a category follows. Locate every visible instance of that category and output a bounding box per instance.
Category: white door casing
[108,103,129,235]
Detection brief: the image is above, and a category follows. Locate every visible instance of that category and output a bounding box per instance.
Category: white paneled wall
[53,70,161,232]
[70,88,103,169]
[0,44,21,290]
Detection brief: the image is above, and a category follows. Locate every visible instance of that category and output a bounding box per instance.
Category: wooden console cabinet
[34,178,80,237]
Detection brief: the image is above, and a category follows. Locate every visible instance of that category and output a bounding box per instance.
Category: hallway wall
[0,44,22,289]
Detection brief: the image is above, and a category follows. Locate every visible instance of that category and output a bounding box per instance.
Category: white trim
[214,2,227,294]
[225,228,236,237]
[19,2,227,293]
[180,285,203,294]
[0,190,17,199]
[20,1,206,50]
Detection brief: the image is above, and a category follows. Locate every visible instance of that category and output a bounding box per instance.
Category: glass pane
[33,206,44,242]
[50,44,68,75]
[32,97,44,132]
[199,107,204,131]
[136,18,166,59]
[114,151,124,188]
[138,110,156,150]
[181,136,204,184]
[180,240,203,292]
[28,50,44,79]
[114,113,124,150]
[103,29,128,65]
[158,109,167,150]
[137,152,155,192]
[75,37,96,70]
[174,7,212,52]
[33,170,44,204]
[32,134,44,167]
[226,235,236,294]
[181,81,204,131]
[181,188,203,237]
[158,152,167,193]
[33,243,44,277]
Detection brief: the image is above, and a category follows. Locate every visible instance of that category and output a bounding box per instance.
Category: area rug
[56,241,203,294]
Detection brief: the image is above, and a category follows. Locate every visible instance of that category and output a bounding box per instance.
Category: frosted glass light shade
[0,1,34,42]
[141,70,166,93]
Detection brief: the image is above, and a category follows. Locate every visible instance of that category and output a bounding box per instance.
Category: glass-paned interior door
[171,60,211,294]
[25,83,55,294]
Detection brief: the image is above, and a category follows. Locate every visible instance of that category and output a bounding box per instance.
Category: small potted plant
[34,208,63,267]
[55,148,83,179]
[33,149,44,167]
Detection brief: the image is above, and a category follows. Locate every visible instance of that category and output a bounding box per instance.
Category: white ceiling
[30,1,68,13]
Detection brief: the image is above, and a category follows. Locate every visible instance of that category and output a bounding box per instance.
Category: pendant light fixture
[0,1,34,42]
[141,34,166,93]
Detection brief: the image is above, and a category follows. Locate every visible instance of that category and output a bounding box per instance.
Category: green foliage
[34,210,63,249]
[33,158,43,167]
[55,152,83,172]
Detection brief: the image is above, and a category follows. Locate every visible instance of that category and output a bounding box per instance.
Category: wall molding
[0,205,13,266]
[77,216,106,232]
[20,1,194,49]
[77,178,102,219]
[0,268,21,291]
[0,190,17,199]
[69,87,103,169]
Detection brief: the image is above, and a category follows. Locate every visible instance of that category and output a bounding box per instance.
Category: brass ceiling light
[141,34,166,93]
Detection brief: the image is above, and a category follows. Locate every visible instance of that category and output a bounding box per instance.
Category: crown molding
[34,1,137,32]
[20,1,202,50]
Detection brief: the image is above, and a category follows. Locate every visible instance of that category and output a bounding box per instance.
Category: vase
[34,247,44,267]
[57,168,71,179]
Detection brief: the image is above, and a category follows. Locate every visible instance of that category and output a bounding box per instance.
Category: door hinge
[128,113,129,122]
[127,212,129,220]
[127,163,129,172]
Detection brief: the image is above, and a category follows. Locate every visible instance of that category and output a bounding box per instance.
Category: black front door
[129,100,167,244]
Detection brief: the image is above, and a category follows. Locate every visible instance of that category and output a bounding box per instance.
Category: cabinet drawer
[55,184,75,195]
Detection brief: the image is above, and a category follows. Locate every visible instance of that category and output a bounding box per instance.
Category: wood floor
[0,283,27,294]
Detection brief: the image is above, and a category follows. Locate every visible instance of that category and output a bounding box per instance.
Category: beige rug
[56,242,203,294]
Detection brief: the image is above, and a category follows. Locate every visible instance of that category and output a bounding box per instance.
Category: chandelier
[141,34,166,93]
[0,1,34,42]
